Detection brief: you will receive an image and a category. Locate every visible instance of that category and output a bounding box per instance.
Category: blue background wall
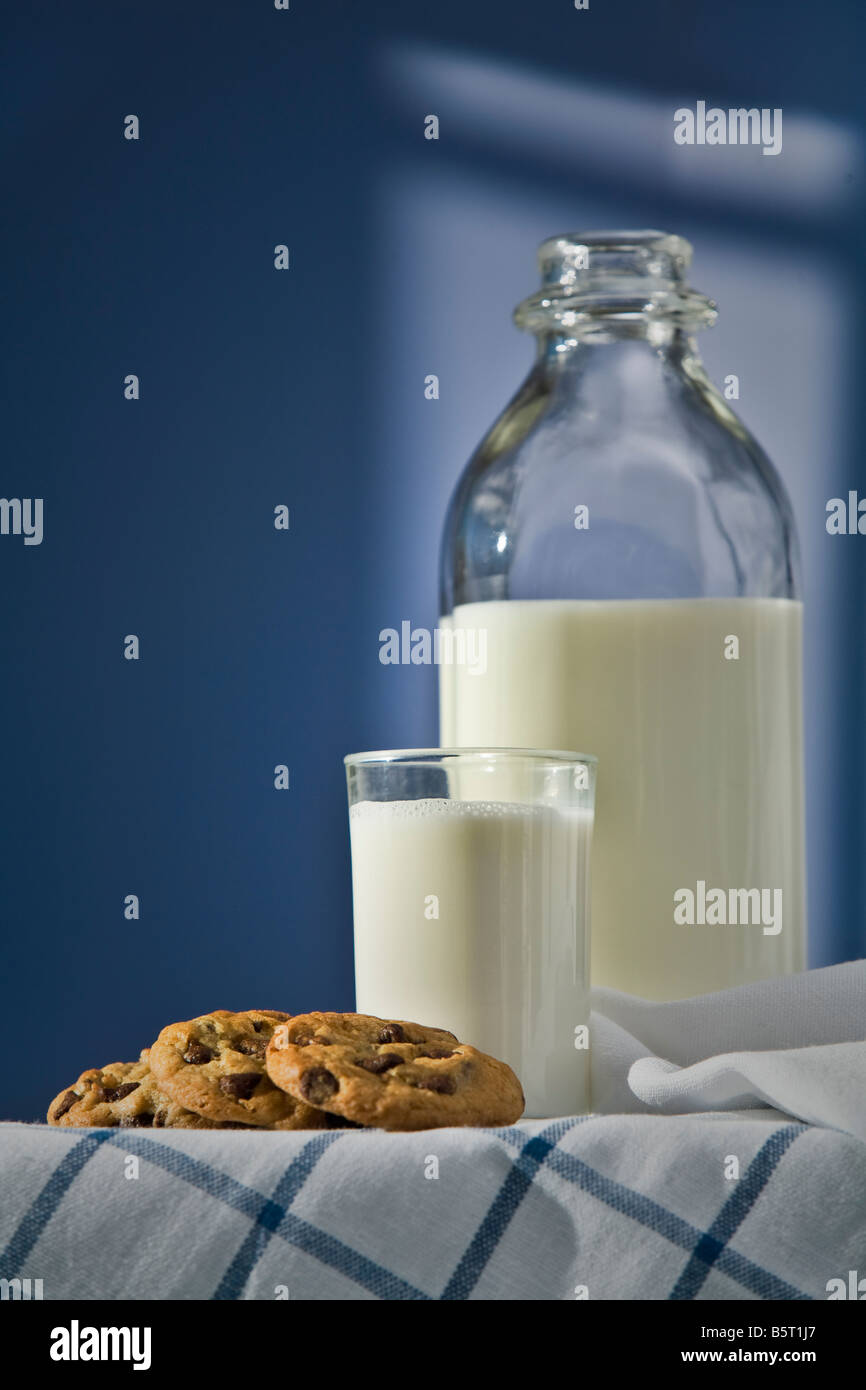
[3,0,864,1119]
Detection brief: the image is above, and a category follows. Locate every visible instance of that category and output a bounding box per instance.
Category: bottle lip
[537,230,692,284]
[516,229,717,336]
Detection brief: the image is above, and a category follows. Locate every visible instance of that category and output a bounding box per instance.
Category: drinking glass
[345,748,596,1118]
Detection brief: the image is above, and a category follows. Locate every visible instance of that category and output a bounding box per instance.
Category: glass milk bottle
[439,231,806,1001]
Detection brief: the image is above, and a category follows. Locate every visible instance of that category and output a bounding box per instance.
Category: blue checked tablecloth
[0,1114,862,1300]
[2,963,865,1300]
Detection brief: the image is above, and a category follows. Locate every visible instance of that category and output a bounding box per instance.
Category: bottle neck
[530,331,714,426]
[534,321,699,367]
[515,231,717,372]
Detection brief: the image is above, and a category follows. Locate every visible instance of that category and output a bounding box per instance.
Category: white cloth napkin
[591,960,866,1139]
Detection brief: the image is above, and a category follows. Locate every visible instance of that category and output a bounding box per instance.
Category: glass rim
[344,747,597,767]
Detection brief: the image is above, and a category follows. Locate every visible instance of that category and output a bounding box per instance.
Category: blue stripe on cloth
[669,1124,803,1300]
[105,1132,429,1300]
[441,1118,585,1300]
[0,1130,112,1275]
[213,1132,342,1300]
[714,1243,811,1301]
[272,1208,429,1299]
[544,1133,809,1301]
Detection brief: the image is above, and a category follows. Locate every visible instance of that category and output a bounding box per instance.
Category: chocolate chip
[120,1113,154,1127]
[378,1023,405,1043]
[355,1053,402,1074]
[416,1048,455,1060]
[236,1037,266,1058]
[414,1073,456,1095]
[183,1042,213,1065]
[97,1082,140,1104]
[250,1019,263,1033]
[300,1067,339,1105]
[52,1090,79,1120]
[324,1113,363,1129]
[218,1073,261,1101]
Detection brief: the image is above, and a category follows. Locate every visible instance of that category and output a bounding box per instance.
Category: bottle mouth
[514,230,717,336]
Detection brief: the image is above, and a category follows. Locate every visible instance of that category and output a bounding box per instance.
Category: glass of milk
[345,748,596,1118]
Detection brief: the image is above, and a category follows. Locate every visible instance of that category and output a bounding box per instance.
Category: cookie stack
[47,1010,525,1132]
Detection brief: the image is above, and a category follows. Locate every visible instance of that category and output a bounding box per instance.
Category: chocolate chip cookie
[265,1012,525,1130]
[149,1009,330,1129]
[46,1051,232,1129]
